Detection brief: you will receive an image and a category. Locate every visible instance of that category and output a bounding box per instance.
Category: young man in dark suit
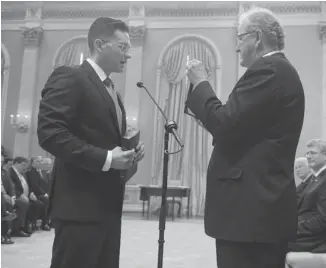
[186,7,305,268]
[26,156,51,231]
[289,139,326,253]
[37,17,144,268]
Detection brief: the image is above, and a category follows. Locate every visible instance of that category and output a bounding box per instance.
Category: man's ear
[255,30,263,48]
[94,39,103,53]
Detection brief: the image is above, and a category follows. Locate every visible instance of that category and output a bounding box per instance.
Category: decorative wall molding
[25,7,43,20]
[320,22,326,43]
[145,7,239,17]
[1,1,323,22]
[129,4,145,18]
[21,26,43,47]
[129,25,145,41]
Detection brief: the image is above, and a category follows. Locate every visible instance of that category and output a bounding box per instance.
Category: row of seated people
[1,153,53,245]
[289,138,326,255]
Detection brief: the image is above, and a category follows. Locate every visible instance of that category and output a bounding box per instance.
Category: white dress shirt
[86,58,114,172]
[312,164,326,178]
[262,50,282,57]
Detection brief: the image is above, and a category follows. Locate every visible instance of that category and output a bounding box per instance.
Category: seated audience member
[294,157,313,195]
[2,157,13,172]
[26,156,50,231]
[1,193,16,244]
[289,139,326,253]
[1,154,16,244]
[8,157,31,237]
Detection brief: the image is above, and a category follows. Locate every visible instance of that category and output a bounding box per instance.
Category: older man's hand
[186,59,208,88]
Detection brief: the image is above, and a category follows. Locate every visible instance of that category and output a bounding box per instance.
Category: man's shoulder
[50,64,85,81]
[252,53,297,75]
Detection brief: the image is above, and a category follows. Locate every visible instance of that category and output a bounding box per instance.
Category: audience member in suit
[1,154,16,244]
[186,7,304,268]
[26,156,51,231]
[40,157,53,194]
[37,17,145,268]
[289,139,326,253]
[8,157,31,237]
[2,157,13,172]
[294,157,313,195]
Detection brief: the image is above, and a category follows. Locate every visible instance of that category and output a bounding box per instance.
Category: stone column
[124,4,146,129]
[12,26,43,157]
[320,22,326,139]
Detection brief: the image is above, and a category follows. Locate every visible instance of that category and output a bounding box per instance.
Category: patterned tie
[103,77,122,133]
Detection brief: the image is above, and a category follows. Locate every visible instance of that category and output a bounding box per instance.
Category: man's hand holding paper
[186,59,209,90]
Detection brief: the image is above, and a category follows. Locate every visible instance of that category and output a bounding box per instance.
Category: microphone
[137,82,184,148]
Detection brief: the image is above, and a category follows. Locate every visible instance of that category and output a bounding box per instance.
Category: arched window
[151,34,221,216]
[1,44,11,139]
[52,36,90,69]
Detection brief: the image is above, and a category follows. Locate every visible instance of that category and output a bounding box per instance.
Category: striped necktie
[103,77,122,133]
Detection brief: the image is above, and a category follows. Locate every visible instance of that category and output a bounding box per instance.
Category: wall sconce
[10,114,30,133]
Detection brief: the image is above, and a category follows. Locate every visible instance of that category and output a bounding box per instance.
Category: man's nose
[125,51,132,60]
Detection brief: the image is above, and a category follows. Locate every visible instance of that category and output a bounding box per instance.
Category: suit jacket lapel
[297,169,326,207]
[80,61,121,135]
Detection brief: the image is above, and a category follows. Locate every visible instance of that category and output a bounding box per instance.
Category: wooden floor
[1,215,217,268]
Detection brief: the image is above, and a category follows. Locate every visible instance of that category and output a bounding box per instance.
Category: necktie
[103,77,122,133]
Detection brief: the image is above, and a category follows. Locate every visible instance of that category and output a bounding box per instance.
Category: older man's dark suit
[37,61,127,268]
[289,169,326,253]
[186,53,305,268]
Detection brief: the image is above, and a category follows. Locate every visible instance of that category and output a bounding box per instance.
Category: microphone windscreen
[136,82,143,88]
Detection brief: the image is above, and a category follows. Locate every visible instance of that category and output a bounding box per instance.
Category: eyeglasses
[236,31,257,42]
[101,40,131,53]
[305,151,322,157]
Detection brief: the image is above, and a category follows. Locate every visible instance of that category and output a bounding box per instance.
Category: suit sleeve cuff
[102,151,112,171]
[193,80,207,92]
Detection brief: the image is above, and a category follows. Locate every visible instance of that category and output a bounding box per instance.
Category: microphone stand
[137,82,184,268]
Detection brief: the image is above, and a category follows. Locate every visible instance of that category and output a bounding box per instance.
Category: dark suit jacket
[8,167,30,198]
[25,167,48,197]
[290,169,326,253]
[37,61,127,222]
[186,53,305,243]
[1,168,15,197]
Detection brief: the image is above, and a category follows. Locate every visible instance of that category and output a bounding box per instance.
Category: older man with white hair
[294,157,312,189]
[186,7,305,268]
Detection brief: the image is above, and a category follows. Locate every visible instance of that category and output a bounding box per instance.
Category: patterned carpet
[1,216,217,268]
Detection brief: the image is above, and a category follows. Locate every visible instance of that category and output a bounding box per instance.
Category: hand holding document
[185,59,208,87]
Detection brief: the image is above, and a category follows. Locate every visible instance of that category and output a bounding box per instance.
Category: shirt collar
[12,166,22,177]
[312,164,326,177]
[86,58,107,82]
[263,51,282,57]
[302,173,313,182]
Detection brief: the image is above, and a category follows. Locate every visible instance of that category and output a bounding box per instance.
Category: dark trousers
[27,196,49,224]
[215,239,288,268]
[50,217,122,268]
[1,194,14,235]
[12,196,29,231]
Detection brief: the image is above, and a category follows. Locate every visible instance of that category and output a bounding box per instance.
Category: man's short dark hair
[88,17,129,53]
[13,157,29,165]
[3,157,13,165]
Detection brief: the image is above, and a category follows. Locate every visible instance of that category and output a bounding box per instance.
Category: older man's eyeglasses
[236,31,257,42]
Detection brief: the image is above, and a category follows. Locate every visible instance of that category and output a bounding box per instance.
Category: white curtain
[152,39,217,216]
[53,38,90,69]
